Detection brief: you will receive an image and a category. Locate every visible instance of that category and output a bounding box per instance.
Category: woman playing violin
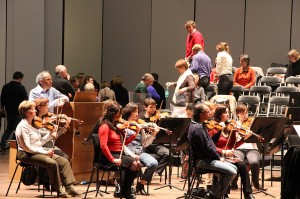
[15,101,80,197]
[232,104,262,191]
[35,98,71,158]
[98,100,140,199]
[122,102,160,195]
[34,98,71,190]
[212,105,255,199]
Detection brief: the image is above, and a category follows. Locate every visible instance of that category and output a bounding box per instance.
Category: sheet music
[293,125,300,137]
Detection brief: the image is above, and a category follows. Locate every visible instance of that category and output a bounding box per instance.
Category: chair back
[260,76,281,86]
[285,76,300,85]
[266,67,287,76]
[238,95,260,116]
[249,85,272,95]
[91,134,118,170]
[275,86,298,96]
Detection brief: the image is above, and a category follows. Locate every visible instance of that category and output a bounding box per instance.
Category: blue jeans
[139,152,158,183]
[197,159,237,198]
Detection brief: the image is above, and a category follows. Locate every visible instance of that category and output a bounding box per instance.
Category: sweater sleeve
[99,124,115,163]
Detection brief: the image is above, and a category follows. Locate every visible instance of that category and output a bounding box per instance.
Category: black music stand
[249,116,288,197]
[153,118,191,191]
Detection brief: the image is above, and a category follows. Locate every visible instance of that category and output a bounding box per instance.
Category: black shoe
[136,182,148,195]
[205,192,219,199]
[113,183,121,198]
[244,193,255,199]
[122,191,136,199]
[230,182,238,190]
[0,147,6,154]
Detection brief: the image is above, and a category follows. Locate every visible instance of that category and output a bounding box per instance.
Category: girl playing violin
[232,104,262,191]
[122,102,160,195]
[212,105,255,199]
[141,98,171,177]
[98,100,140,199]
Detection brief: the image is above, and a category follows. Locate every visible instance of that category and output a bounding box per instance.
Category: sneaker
[65,185,81,197]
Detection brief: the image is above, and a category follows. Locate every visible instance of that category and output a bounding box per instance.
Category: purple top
[147,86,160,101]
[190,51,212,79]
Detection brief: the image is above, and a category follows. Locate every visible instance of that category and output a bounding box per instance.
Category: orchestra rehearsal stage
[0,151,281,199]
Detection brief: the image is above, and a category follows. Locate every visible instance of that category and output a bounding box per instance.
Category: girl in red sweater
[98,100,141,199]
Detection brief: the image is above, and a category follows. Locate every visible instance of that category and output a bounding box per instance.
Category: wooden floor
[0,151,282,199]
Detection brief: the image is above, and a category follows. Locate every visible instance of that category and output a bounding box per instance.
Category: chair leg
[95,167,104,197]
[6,164,19,196]
[119,168,122,199]
[16,167,24,193]
[84,166,96,199]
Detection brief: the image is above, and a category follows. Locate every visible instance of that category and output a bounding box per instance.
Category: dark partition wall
[102,0,151,91]
[245,0,291,70]
[291,0,300,49]
[196,0,245,68]
[151,0,194,107]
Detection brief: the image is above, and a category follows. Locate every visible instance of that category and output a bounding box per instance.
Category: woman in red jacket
[98,100,141,199]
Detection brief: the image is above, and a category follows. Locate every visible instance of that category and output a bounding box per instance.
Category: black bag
[21,166,38,186]
[101,89,110,102]
[0,107,6,118]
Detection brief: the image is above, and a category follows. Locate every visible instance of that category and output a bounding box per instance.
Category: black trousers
[144,144,171,175]
[0,115,21,149]
[200,76,210,92]
[217,74,233,95]
[234,161,252,194]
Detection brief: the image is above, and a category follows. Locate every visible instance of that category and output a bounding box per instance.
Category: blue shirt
[147,86,160,101]
[190,51,212,79]
[29,84,68,112]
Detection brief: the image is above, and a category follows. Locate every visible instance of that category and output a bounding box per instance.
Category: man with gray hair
[29,71,69,112]
[52,65,75,101]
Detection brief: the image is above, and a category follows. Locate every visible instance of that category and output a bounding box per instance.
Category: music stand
[249,116,288,197]
[153,118,191,191]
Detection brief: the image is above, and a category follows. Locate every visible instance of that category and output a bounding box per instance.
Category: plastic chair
[238,95,261,116]
[84,134,121,199]
[249,86,272,115]
[267,96,289,117]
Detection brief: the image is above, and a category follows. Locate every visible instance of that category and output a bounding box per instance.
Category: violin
[203,120,223,131]
[149,111,170,123]
[32,116,55,131]
[43,113,83,125]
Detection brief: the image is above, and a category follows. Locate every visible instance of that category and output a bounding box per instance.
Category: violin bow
[119,128,128,160]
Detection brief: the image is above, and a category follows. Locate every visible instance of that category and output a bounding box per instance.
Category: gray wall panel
[196,0,245,67]
[291,0,300,50]
[151,0,194,106]
[64,0,102,81]
[44,0,63,73]
[0,0,6,86]
[102,0,151,90]
[0,0,6,134]
[245,0,291,72]
[8,0,45,91]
